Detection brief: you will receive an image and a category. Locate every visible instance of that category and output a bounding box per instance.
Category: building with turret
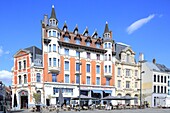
[11,5,117,108]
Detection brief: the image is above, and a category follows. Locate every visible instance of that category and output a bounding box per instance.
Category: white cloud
[0,70,12,86]
[0,46,10,56]
[126,14,155,34]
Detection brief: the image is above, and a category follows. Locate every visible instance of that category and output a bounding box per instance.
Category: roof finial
[52,5,54,8]
[106,21,108,24]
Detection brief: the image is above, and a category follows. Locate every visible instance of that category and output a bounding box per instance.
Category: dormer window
[75,30,78,35]
[76,39,80,44]
[86,42,90,46]
[64,36,69,42]
[64,28,67,32]
[96,44,100,48]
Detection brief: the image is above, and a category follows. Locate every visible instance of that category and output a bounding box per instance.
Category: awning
[92,90,102,94]
[104,90,112,93]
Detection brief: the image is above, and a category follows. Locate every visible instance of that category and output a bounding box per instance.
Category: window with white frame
[49,58,52,66]
[86,64,90,73]
[49,44,51,52]
[49,31,52,37]
[135,70,138,76]
[126,69,130,77]
[135,82,138,88]
[164,86,167,94]
[18,75,21,84]
[52,73,57,82]
[87,52,90,59]
[19,61,21,70]
[96,65,100,74]
[96,77,100,85]
[58,59,60,67]
[157,75,160,82]
[76,74,80,84]
[24,74,27,84]
[53,44,56,52]
[118,80,121,88]
[53,58,57,67]
[76,62,80,71]
[106,78,110,85]
[168,89,170,95]
[126,54,130,63]
[23,60,26,69]
[96,54,100,60]
[75,39,80,44]
[65,74,70,83]
[86,76,90,84]
[108,43,111,48]
[105,65,107,73]
[64,36,69,42]
[104,43,107,48]
[126,81,130,88]
[64,48,69,55]
[109,65,111,73]
[76,51,80,57]
[36,73,41,82]
[53,31,56,37]
[157,86,160,93]
[161,86,163,93]
[118,68,121,76]
[153,85,156,93]
[64,61,69,71]
[154,75,156,82]
[164,76,166,83]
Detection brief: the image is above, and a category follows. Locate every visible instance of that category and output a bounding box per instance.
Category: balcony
[104,73,112,78]
[48,66,60,74]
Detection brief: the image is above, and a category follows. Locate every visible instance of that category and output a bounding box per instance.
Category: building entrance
[19,90,28,109]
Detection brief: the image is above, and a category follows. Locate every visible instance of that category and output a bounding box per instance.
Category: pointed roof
[83,26,89,35]
[50,5,57,21]
[104,21,109,33]
[62,21,68,30]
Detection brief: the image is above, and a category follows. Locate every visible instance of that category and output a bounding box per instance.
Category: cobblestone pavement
[20,108,170,113]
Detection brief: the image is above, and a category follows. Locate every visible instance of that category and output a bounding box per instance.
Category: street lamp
[139,60,146,108]
[75,48,84,111]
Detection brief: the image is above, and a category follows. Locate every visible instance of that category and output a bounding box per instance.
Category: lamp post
[76,48,84,111]
[139,60,146,108]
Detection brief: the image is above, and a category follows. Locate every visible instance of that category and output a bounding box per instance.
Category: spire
[73,24,78,34]
[104,21,109,33]
[62,21,68,31]
[83,26,89,36]
[50,5,57,20]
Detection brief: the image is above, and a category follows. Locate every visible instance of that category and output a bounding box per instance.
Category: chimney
[153,58,156,64]
[44,14,48,26]
[139,53,144,61]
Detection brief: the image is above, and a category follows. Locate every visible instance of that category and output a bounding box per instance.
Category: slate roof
[156,63,170,72]
[146,62,170,73]
[104,22,109,33]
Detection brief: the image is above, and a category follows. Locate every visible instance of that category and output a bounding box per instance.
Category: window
[19,75,21,84]
[76,51,80,57]
[109,65,111,73]
[49,31,51,37]
[96,65,100,74]
[126,81,130,88]
[108,43,111,48]
[58,59,60,67]
[157,86,160,93]
[76,63,80,71]
[64,48,69,55]
[24,74,27,84]
[135,70,138,76]
[49,58,52,66]
[126,69,130,77]
[161,76,163,83]
[19,61,21,70]
[164,76,166,83]
[23,60,26,69]
[53,58,56,67]
[118,80,121,88]
[76,74,80,84]
[118,68,121,76]
[105,54,107,61]
[64,61,69,71]
[96,77,100,85]
[109,54,111,61]
[154,75,156,82]
[96,54,100,60]
[86,42,90,46]
[65,74,69,83]
[154,85,156,93]
[49,44,51,52]
[105,65,107,73]
[157,75,160,82]
[52,73,57,82]
[135,82,138,88]
[126,54,130,63]
[104,43,107,48]
[168,81,170,87]
[53,31,56,37]
[86,76,90,84]
[168,89,170,95]
[58,46,60,53]
[86,64,90,73]
[76,39,80,44]
[87,52,90,59]
[64,36,69,42]
[37,73,41,82]
[161,86,163,93]
[106,78,110,85]
[164,86,166,94]
[53,44,56,52]
[96,44,100,48]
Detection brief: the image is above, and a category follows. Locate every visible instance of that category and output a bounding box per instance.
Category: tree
[33,93,41,104]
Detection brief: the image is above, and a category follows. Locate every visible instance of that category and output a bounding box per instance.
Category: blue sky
[0,0,170,86]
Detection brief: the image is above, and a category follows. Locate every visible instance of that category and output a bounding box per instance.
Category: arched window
[19,75,21,84]
[157,75,160,82]
[109,54,111,61]
[154,75,156,82]
[105,54,107,61]
[24,74,27,84]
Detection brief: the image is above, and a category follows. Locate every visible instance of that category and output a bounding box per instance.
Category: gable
[14,49,29,58]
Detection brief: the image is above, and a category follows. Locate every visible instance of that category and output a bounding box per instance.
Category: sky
[0,0,170,86]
